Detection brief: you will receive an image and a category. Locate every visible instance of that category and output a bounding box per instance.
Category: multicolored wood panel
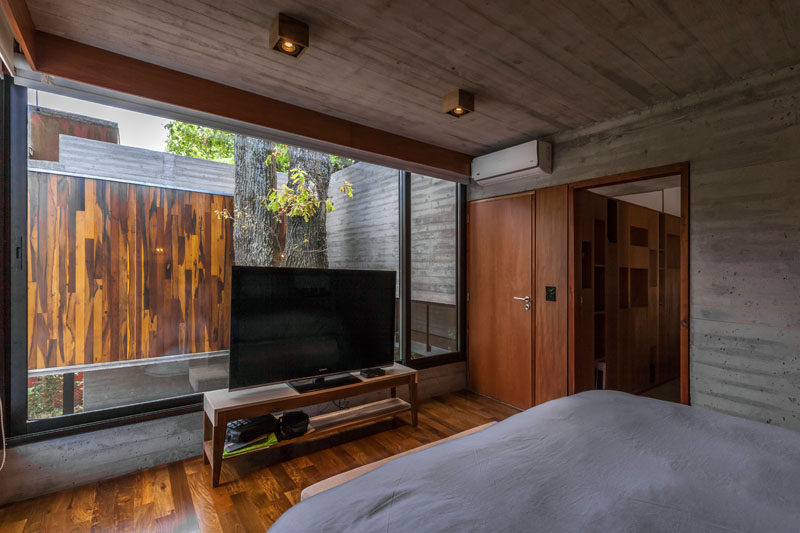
[27,172,233,370]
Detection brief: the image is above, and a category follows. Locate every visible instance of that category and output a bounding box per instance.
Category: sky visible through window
[28,89,170,152]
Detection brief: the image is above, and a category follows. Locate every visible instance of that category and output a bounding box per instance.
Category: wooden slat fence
[27,171,233,370]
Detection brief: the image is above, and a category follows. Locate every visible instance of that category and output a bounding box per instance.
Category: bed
[268,390,800,532]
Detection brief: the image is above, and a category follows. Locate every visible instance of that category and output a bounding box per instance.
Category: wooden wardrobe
[573,190,680,395]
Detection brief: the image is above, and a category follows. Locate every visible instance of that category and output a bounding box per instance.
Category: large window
[8,82,461,436]
[25,93,236,420]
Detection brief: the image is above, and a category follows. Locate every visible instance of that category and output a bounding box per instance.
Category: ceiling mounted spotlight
[270,13,309,57]
[443,89,474,117]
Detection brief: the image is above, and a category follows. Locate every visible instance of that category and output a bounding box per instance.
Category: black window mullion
[0,77,10,438]
[8,78,28,436]
[398,170,411,364]
[456,182,467,357]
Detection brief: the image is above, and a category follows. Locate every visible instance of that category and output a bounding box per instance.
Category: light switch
[545,286,556,302]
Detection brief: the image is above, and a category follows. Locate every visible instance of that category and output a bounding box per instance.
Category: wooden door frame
[567,162,690,405]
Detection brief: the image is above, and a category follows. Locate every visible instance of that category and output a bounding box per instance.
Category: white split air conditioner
[471,140,552,185]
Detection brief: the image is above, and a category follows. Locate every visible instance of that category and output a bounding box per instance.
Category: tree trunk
[233,135,280,266]
[282,147,332,268]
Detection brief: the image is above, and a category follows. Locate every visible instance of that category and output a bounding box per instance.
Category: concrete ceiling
[26,0,800,156]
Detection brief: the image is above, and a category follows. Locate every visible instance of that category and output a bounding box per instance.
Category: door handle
[513,296,530,302]
[15,236,23,271]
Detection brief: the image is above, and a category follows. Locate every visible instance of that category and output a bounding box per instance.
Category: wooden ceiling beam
[0,0,36,69]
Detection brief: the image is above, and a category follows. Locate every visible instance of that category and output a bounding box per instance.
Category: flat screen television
[229,266,396,391]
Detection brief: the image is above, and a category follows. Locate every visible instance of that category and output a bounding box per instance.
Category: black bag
[226,414,279,444]
[278,411,309,441]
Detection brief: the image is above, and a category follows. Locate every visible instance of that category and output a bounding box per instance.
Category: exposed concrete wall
[29,135,236,195]
[327,163,399,276]
[0,362,466,506]
[409,173,457,306]
[471,64,800,431]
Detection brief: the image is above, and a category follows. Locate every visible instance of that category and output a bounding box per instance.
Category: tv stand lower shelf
[202,364,418,487]
[201,398,411,470]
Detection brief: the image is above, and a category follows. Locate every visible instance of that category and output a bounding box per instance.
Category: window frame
[403,172,467,370]
[4,79,466,442]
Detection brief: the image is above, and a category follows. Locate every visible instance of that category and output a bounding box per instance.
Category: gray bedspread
[268,391,800,532]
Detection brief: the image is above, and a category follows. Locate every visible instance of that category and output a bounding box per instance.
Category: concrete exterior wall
[409,174,457,306]
[29,135,235,195]
[471,64,800,431]
[0,362,466,506]
[327,163,457,305]
[327,163,400,276]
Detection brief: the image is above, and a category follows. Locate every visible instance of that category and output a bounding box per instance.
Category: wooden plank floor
[0,391,518,532]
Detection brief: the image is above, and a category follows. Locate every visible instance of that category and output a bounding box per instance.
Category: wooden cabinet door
[658,213,681,383]
[619,202,660,393]
[467,194,534,409]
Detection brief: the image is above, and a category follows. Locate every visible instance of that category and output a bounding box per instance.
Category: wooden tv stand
[203,363,418,487]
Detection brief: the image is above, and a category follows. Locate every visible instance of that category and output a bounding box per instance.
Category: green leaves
[266,144,291,172]
[164,121,234,163]
[221,174,355,227]
[164,121,355,176]
[176,133,358,228]
[330,154,355,172]
[339,180,354,198]
[265,181,320,222]
[261,166,353,222]
[289,167,308,185]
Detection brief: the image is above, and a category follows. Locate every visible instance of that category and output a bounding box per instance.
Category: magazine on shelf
[223,433,278,456]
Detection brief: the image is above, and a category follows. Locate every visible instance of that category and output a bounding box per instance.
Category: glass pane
[26,90,233,419]
[410,174,458,359]
[225,148,401,362]
[25,89,401,420]
[326,163,401,360]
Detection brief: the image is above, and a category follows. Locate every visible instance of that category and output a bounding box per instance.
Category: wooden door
[467,194,534,409]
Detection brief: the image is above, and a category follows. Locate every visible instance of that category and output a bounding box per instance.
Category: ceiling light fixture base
[270,13,309,57]
[443,89,474,117]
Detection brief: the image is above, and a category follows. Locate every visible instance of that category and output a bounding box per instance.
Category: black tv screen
[229,266,396,390]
